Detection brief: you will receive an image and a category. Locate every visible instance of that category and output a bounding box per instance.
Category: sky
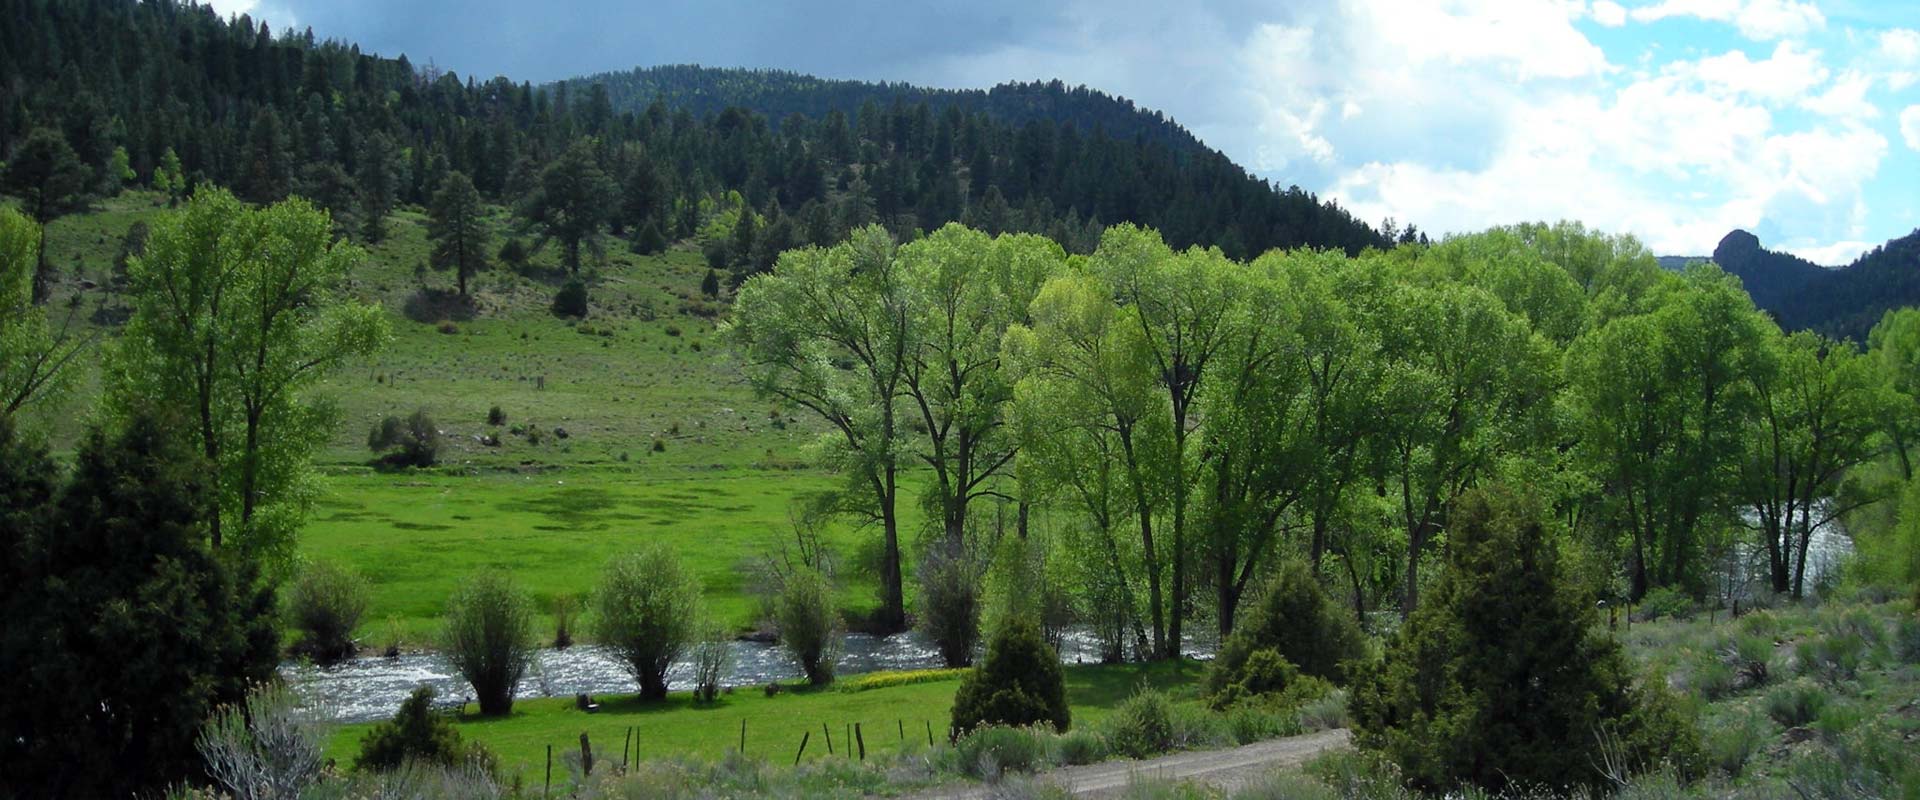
[207,0,1918,263]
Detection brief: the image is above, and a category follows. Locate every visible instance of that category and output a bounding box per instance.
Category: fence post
[926,720,933,747]
[739,718,747,754]
[897,719,904,741]
[855,722,866,761]
[823,721,834,754]
[579,731,594,775]
[544,744,552,799]
[794,730,811,766]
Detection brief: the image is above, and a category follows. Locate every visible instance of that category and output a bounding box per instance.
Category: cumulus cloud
[1629,0,1825,41]
[1592,1,1629,26]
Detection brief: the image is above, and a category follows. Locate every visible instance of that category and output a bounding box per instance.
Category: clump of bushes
[1722,632,1774,688]
[775,566,841,686]
[441,571,536,716]
[1765,679,1830,728]
[1205,560,1359,711]
[1348,486,1701,795]
[690,627,731,703]
[285,559,368,664]
[1636,586,1695,621]
[552,279,589,318]
[197,684,324,798]
[919,543,980,668]
[950,617,1069,736]
[357,687,493,772]
[1101,688,1174,758]
[952,725,1049,780]
[368,409,441,467]
[1796,632,1866,684]
[551,594,577,649]
[593,544,703,699]
[487,405,506,426]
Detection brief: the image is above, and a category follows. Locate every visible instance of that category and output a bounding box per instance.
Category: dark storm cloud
[258,0,1054,85]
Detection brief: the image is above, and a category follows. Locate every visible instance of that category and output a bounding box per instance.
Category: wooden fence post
[739,718,747,754]
[544,744,552,799]
[579,731,594,775]
[855,722,866,761]
[823,722,834,755]
[793,730,811,765]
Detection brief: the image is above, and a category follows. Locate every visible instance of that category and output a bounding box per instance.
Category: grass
[322,659,1206,781]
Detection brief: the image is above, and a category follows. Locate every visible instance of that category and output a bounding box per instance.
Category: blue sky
[211,0,1918,262]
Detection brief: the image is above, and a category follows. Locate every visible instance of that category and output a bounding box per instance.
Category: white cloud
[1781,239,1873,265]
[1592,1,1629,26]
[1874,29,1920,90]
[1799,70,1879,122]
[1629,0,1825,41]
[1668,41,1827,103]
[1902,106,1920,151]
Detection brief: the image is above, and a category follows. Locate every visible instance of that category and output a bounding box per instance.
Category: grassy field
[304,468,918,640]
[321,660,1205,778]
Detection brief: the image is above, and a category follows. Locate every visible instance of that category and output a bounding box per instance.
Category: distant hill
[1690,229,1920,340]
[558,65,1208,154]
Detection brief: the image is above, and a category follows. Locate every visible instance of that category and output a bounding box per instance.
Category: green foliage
[427,171,491,296]
[700,268,721,298]
[1206,561,1364,710]
[952,725,1050,779]
[836,668,968,693]
[1637,587,1696,621]
[551,279,589,318]
[0,207,79,417]
[689,626,730,703]
[775,565,841,685]
[951,617,1070,735]
[287,559,370,664]
[440,571,536,716]
[110,188,388,572]
[592,544,703,699]
[1795,633,1866,685]
[368,409,442,468]
[1764,679,1829,728]
[1100,688,1176,759]
[1722,632,1774,689]
[918,542,981,667]
[1349,486,1700,795]
[196,684,326,799]
[0,417,279,797]
[518,141,617,274]
[356,687,484,772]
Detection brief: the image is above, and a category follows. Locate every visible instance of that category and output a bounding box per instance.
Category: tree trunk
[31,220,51,304]
[879,468,906,632]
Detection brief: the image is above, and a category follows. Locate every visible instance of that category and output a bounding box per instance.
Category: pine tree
[356,131,399,243]
[428,171,490,297]
[518,141,616,275]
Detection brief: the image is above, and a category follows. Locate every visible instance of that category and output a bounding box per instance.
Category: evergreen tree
[356,130,400,243]
[1348,486,1699,794]
[428,171,491,297]
[0,417,279,797]
[518,141,616,275]
[2,128,88,303]
[950,617,1070,734]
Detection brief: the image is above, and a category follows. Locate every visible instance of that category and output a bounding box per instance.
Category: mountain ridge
[1665,228,1920,340]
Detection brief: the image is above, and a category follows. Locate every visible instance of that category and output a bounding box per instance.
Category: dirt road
[912,728,1351,799]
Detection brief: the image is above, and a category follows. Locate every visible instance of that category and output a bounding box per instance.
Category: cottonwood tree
[109,188,388,570]
[428,171,491,297]
[1094,225,1240,657]
[0,209,90,419]
[2,128,89,303]
[1867,307,1920,480]
[727,226,912,630]
[1739,332,1892,598]
[1005,268,1173,656]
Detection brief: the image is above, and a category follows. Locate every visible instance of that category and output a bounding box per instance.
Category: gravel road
[911,728,1352,799]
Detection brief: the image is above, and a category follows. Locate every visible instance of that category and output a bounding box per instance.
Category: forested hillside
[1706,228,1920,341]
[0,0,1386,282]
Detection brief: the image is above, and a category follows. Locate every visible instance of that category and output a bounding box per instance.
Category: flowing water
[285,627,1214,723]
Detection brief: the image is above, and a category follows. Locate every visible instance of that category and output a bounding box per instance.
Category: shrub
[775,566,841,685]
[552,279,588,318]
[690,627,731,703]
[1207,560,1364,708]
[837,668,968,693]
[1687,655,1736,701]
[592,544,702,699]
[701,269,721,298]
[1348,486,1701,795]
[285,559,368,664]
[1795,633,1865,684]
[441,571,535,716]
[1207,647,1336,711]
[951,617,1070,736]
[918,542,981,668]
[368,409,441,467]
[634,221,667,256]
[551,594,577,649]
[196,684,325,799]
[953,726,1047,779]
[357,687,487,772]
[1736,609,1780,637]
[486,405,506,426]
[1102,688,1175,759]
[1296,690,1351,732]
[1054,730,1107,766]
[1764,679,1829,728]
[1722,633,1774,689]
[1636,586,1695,621]
[1703,712,1765,778]
[498,238,528,268]
[1894,616,1920,664]
[1226,704,1298,745]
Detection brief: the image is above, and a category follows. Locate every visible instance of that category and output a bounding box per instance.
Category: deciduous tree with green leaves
[0,209,89,419]
[108,188,388,570]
